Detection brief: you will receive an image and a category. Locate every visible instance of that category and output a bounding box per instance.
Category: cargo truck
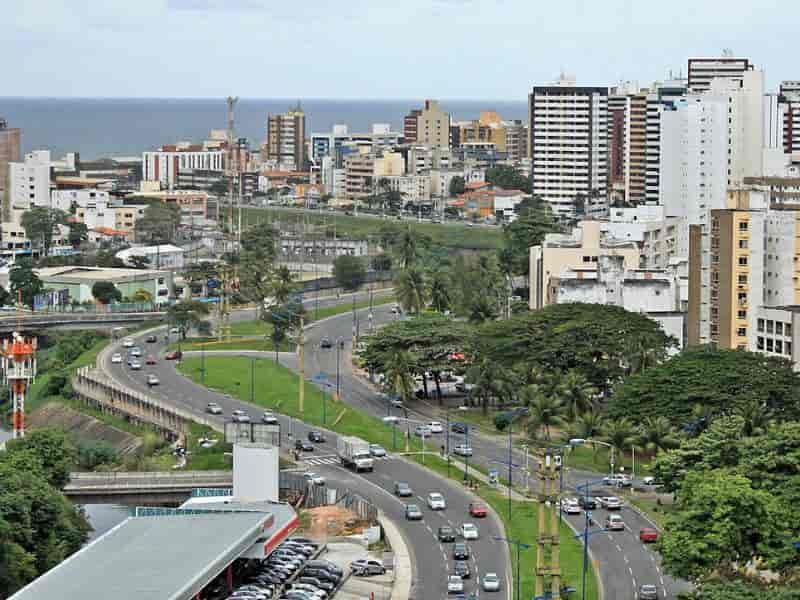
[337,436,374,471]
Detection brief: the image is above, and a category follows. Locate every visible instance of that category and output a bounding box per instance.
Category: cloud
[167,0,275,10]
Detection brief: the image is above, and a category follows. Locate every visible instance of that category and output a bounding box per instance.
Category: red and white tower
[2,332,37,439]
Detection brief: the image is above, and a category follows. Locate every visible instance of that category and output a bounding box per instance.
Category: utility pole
[298,313,305,414]
[535,449,562,598]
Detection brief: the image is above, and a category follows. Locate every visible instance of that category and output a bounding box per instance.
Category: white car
[414,425,432,437]
[369,444,387,457]
[560,498,582,515]
[427,492,446,510]
[231,409,251,423]
[447,575,464,593]
[460,523,478,540]
[261,412,278,424]
[604,514,625,531]
[128,359,142,370]
[122,338,134,348]
[598,496,623,510]
[303,472,325,486]
[453,444,473,457]
[428,421,443,434]
[603,473,632,488]
[482,572,501,592]
[111,353,123,364]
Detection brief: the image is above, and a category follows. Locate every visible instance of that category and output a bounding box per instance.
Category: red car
[165,350,182,361]
[468,502,488,518]
[145,355,157,365]
[639,528,658,543]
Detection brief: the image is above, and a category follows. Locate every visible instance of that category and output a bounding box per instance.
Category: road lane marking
[623,555,629,564]
[628,567,633,576]
[616,544,622,552]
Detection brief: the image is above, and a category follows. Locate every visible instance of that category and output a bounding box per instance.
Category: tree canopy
[91,280,122,305]
[448,176,466,197]
[21,207,68,257]
[333,255,366,291]
[497,196,560,277]
[134,201,180,244]
[9,259,44,310]
[238,222,278,305]
[475,303,676,392]
[167,300,210,338]
[485,165,532,193]
[606,347,800,426]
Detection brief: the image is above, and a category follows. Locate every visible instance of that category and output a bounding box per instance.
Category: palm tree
[524,389,565,440]
[466,359,519,415]
[735,399,772,436]
[468,295,497,323]
[429,275,451,313]
[398,228,417,269]
[602,417,637,458]
[638,416,679,456]
[384,350,415,404]
[271,265,295,305]
[559,370,597,421]
[396,267,427,314]
[624,337,663,375]
[568,409,605,441]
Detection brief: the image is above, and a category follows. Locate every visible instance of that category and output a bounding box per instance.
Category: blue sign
[207,279,219,289]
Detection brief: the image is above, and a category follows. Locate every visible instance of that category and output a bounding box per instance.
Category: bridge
[0,311,166,333]
[64,470,233,503]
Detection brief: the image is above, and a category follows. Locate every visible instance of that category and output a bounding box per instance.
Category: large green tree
[448,176,466,197]
[91,280,122,305]
[9,259,44,310]
[67,221,89,248]
[333,255,366,292]
[134,201,181,245]
[485,165,532,193]
[606,347,800,426]
[497,196,560,277]
[238,222,278,305]
[167,300,210,339]
[21,207,68,257]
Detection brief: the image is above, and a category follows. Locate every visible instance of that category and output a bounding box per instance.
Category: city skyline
[5,0,800,98]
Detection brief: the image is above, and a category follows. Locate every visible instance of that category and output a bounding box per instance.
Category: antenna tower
[2,297,37,438]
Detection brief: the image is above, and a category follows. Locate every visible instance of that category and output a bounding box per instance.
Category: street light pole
[494,536,530,600]
[250,356,255,403]
[336,338,342,400]
[463,425,470,484]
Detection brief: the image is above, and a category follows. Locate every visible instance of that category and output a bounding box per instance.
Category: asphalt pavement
[101,307,511,600]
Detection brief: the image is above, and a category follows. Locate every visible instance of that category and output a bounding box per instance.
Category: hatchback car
[146,374,160,386]
[639,584,659,600]
[207,402,223,414]
[122,338,134,348]
[447,575,464,594]
[453,444,473,457]
[165,350,182,360]
[394,482,413,497]
[560,498,582,515]
[262,412,279,424]
[128,359,142,370]
[369,444,386,457]
[469,502,488,518]
[145,334,157,343]
[404,504,423,520]
[320,337,332,349]
[578,496,597,510]
[303,472,325,486]
[599,496,623,510]
[454,561,471,579]
[460,523,478,540]
[482,572,501,592]
[428,421,443,433]
[453,543,469,560]
[450,422,468,434]
[295,439,314,452]
[129,346,142,357]
[639,528,658,543]
[111,353,123,364]
[414,425,432,437]
[307,430,325,443]
[145,354,157,365]
[604,514,625,531]
[231,410,251,423]
[427,492,446,510]
[351,559,385,576]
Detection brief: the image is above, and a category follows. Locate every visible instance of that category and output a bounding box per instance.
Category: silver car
[482,572,501,592]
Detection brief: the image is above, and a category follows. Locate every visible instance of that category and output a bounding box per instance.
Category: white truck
[337,436,374,472]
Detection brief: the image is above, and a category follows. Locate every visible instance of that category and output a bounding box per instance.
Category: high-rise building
[779,81,800,155]
[265,106,306,171]
[529,74,609,217]
[687,56,753,93]
[403,100,450,149]
[142,143,226,190]
[0,119,21,222]
[607,85,648,204]
[644,82,687,204]
[8,150,52,222]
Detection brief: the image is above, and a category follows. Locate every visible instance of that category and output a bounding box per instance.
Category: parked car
[639,528,659,543]
[297,577,333,592]
[295,439,314,452]
[350,559,385,576]
[303,472,325,486]
[468,502,488,518]
[453,444,473,457]
[305,559,341,576]
[560,498,582,515]
[390,304,402,315]
[369,444,386,457]
[146,374,160,386]
[438,526,456,542]
[447,575,464,594]
[207,402,223,415]
[231,410,251,423]
[122,338,134,348]
[454,561,471,579]
[578,496,597,510]
[460,523,478,540]
[427,492,446,510]
[404,504,423,520]
[639,584,659,600]
[262,412,279,424]
[394,481,413,497]
[145,354,157,365]
[604,514,625,531]
[145,334,157,343]
[111,353,123,364]
[452,543,470,560]
[482,572,501,592]
[165,350,182,360]
[427,421,443,433]
[307,430,325,443]
[598,496,623,510]
[170,327,180,335]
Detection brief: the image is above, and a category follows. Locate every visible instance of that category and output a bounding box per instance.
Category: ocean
[0,97,528,161]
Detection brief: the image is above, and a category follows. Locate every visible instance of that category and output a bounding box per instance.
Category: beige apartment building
[529,221,640,309]
[403,100,450,149]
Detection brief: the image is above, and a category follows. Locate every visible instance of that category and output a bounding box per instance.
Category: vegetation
[167,300,211,339]
[91,280,121,305]
[485,164,532,194]
[21,207,68,257]
[9,259,44,310]
[332,255,366,291]
[448,175,465,196]
[497,196,560,277]
[134,201,181,244]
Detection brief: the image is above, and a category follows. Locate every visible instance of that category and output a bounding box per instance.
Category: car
[301,568,339,584]
[111,353,123,364]
[453,560,471,579]
[460,523,478,540]
[288,584,325,599]
[207,402,223,415]
[450,422,468,434]
[578,496,597,510]
[447,575,464,594]
[438,526,456,542]
[295,439,314,452]
[122,338,134,348]
[482,572,501,592]
[394,481,413,497]
[560,498,582,515]
[603,473,632,488]
[390,398,404,408]
[297,577,334,592]
[639,528,659,543]
[290,537,320,548]
[145,354,157,365]
[404,504,423,520]
[453,543,469,560]
[427,492,446,510]
[303,472,325,486]
[598,496,623,510]
[414,425,432,437]
[281,542,315,556]
[642,476,662,487]
[468,502,488,518]
[232,410,251,423]
[129,346,142,357]
[165,350,182,360]
[145,334,157,343]
[128,359,142,370]
[320,337,332,349]
[369,444,386,457]
[170,327,180,335]
[307,430,325,443]
[262,412,279,424]
[604,514,625,531]
[304,559,341,576]
[453,444,473,457]
[639,584,659,600]
[350,558,385,576]
[427,421,443,433]
[390,304,402,315]
[146,374,160,386]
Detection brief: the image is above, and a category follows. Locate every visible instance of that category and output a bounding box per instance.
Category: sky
[5,0,799,99]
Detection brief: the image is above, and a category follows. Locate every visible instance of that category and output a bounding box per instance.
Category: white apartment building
[8,150,51,220]
[687,56,753,93]
[750,306,799,369]
[142,144,225,190]
[73,191,118,231]
[383,175,431,203]
[529,74,609,217]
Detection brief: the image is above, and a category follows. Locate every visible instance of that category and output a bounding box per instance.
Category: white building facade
[142,146,225,190]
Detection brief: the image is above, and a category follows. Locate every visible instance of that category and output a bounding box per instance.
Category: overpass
[0,311,166,333]
[64,470,233,504]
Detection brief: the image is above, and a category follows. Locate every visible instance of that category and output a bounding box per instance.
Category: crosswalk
[302,454,395,466]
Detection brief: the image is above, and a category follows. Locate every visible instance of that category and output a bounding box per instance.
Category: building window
[738,274,748,285]
[775,340,783,354]
[582,256,592,263]
[787,342,792,356]
[757,336,764,350]
[737,327,747,338]
[786,324,793,337]
[776,322,783,336]
[158,278,165,285]
[738,310,747,319]
[766,338,774,352]
[738,256,748,266]
[767,320,774,334]
[738,239,748,249]
[739,221,748,231]
[757,319,765,332]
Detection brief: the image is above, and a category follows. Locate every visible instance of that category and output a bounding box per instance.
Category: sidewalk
[378,512,412,600]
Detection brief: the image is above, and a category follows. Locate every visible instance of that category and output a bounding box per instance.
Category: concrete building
[778,81,800,155]
[36,266,174,304]
[529,220,640,309]
[116,244,185,270]
[142,144,225,190]
[131,189,209,226]
[265,106,306,171]
[608,87,648,204]
[644,82,687,204]
[112,204,147,240]
[383,175,431,203]
[8,150,51,220]
[403,100,450,149]
[751,306,798,368]
[529,74,609,217]
[311,124,402,166]
[343,152,374,204]
[0,119,21,222]
[687,56,753,93]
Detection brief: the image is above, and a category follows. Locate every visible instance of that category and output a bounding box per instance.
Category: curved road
[101,300,511,600]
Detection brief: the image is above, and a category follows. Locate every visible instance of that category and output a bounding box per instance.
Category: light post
[463,423,471,484]
[200,342,206,384]
[569,438,617,479]
[383,414,428,463]
[494,536,530,600]
[574,478,611,600]
[491,420,523,520]
[335,338,343,400]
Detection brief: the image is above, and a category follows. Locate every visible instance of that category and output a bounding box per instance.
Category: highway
[100,299,512,600]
